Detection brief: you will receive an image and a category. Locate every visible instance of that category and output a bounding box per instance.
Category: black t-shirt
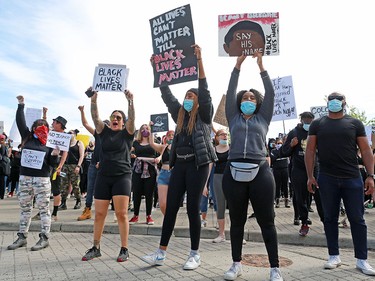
[309,115,366,178]
[132,141,156,158]
[214,149,229,174]
[98,125,134,176]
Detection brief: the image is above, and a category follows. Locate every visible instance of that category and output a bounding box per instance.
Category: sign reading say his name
[92,64,129,92]
[46,131,71,152]
[271,76,297,122]
[151,113,169,133]
[21,149,46,170]
[218,12,279,57]
[150,4,197,88]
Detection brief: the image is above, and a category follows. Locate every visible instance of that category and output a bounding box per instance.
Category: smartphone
[85,89,94,98]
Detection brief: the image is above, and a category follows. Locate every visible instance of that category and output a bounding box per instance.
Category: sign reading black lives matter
[150,4,196,88]
[92,64,129,92]
[150,113,169,133]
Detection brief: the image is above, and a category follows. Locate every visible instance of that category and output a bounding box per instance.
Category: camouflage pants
[18,175,51,235]
[60,164,81,200]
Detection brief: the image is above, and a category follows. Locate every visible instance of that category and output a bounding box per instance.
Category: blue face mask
[303,123,310,131]
[240,101,256,115]
[328,99,343,113]
[183,99,194,112]
[166,139,173,145]
[219,139,228,145]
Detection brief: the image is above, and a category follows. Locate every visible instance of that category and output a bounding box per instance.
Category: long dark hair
[20,119,49,149]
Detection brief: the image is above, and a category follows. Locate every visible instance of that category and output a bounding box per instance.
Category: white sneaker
[140,250,166,266]
[324,255,341,269]
[224,262,242,280]
[242,239,247,245]
[201,220,207,227]
[212,235,226,243]
[270,267,283,281]
[183,254,201,270]
[356,259,375,276]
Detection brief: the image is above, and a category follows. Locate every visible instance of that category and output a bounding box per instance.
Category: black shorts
[94,173,132,200]
[51,174,61,196]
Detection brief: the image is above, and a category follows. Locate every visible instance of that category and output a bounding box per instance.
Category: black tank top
[67,141,80,164]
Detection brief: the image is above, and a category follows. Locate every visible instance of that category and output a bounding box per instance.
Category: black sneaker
[31,233,49,251]
[117,247,129,262]
[82,246,101,261]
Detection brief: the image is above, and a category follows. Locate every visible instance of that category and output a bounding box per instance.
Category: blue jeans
[200,165,216,213]
[86,163,98,208]
[318,173,367,259]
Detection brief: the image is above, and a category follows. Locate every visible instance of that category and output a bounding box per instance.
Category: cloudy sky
[1,0,374,142]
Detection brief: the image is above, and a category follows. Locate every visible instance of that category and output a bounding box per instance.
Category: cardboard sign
[218,12,279,56]
[271,76,297,122]
[213,94,228,127]
[151,113,169,133]
[20,149,46,170]
[46,131,71,152]
[150,4,197,87]
[92,64,129,92]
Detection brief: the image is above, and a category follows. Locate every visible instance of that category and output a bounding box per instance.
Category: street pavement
[1,196,375,280]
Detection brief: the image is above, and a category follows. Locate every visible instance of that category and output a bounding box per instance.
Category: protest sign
[271,76,297,122]
[0,121,3,134]
[151,113,169,133]
[213,94,228,127]
[92,64,129,92]
[310,106,347,118]
[25,108,42,130]
[20,149,46,170]
[150,4,197,87]
[218,12,279,57]
[46,131,71,152]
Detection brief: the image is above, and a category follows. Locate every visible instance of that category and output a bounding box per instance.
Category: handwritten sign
[21,149,46,170]
[150,4,196,87]
[151,113,169,133]
[218,12,279,57]
[213,94,228,127]
[46,131,71,152]
[271,76,297,122]
[92,64,129,92]
[25,108,42,130]
[310,106,347,118]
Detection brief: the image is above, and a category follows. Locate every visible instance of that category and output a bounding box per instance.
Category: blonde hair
[135,124,151,142]
[176,95,199,135]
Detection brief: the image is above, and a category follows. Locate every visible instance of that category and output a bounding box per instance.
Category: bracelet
[76,165,81,168]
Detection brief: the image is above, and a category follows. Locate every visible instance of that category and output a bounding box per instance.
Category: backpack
[0,146,11,176]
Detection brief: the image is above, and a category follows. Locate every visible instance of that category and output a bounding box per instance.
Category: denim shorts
[157,169,171,185]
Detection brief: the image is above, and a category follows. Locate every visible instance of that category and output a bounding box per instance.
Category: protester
[305,92,375,276]
[82,89,135,263]
[148,128,174,215]
[141,44,217,270]
[221,52,283,281]
[59,129,84,210]
[0,134,10,199]
[129,124,158,225]
[282,111,324,234]
[7,95,59,251]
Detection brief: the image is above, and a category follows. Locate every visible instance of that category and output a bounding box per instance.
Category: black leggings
[273,168,289,199]
[160,160,209,250]
[132,168,157,216]
[222,161,279,267]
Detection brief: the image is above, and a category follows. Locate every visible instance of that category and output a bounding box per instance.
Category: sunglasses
[110,115,122,121]
[328,96,344,101]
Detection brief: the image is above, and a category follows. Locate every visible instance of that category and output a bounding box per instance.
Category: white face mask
[276,144,282,149]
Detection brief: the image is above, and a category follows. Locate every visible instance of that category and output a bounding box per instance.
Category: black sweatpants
[222,160,279,268]
[132,167,157,216]
[160,160,209,250]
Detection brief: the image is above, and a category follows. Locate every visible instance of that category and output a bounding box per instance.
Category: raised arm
[78,105,95,135]
[124,90,135,135]
[90,92,105,134]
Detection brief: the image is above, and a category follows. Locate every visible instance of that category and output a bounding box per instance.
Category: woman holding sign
[81,88,135,263]
[7,95,59,251]
[142,44,217,270]
[221,53,283,281]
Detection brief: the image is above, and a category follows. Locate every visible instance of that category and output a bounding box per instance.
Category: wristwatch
[367,174,375,180]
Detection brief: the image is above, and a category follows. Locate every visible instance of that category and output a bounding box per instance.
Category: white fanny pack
[230,162,260,182]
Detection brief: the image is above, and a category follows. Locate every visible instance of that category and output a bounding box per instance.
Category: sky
[1,0,375,143]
